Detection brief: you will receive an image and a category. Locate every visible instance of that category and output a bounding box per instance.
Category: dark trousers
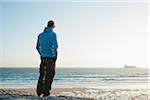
[36,57,56,96]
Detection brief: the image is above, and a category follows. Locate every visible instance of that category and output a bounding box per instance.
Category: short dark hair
[47,20,54,28]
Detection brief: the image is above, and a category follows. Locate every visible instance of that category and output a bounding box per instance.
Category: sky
[0,0,148,68]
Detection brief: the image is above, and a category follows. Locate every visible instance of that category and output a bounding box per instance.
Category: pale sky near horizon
[0,0,148,68]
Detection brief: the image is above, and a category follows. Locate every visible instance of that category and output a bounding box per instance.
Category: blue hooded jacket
[36,27,58,58]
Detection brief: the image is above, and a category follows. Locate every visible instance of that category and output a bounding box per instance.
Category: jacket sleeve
[36,35,40,54]
[51,32,58,50]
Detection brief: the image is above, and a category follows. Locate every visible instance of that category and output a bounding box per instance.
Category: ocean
[0,68,149,88]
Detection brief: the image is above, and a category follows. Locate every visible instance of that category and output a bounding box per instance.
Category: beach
[0,86,149,100]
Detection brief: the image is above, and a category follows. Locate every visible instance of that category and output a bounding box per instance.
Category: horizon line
[0,67,148,69]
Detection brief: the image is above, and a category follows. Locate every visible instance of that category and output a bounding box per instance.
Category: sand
[0,87,149,100]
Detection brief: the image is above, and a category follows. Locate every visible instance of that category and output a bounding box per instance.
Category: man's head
[47,20,55,29]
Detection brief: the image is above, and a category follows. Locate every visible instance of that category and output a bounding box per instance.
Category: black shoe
[43,92,50,97]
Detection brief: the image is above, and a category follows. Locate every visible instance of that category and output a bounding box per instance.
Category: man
[36,20,58,97]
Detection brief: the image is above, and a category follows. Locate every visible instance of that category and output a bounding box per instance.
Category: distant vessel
[124,65,137,69]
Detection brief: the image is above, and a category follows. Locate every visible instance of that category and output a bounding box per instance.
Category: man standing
[36,20,58,97]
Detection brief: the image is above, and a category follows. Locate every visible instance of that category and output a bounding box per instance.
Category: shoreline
[0,82,148,89]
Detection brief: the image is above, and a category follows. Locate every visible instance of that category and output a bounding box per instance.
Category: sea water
[0,68,149,88]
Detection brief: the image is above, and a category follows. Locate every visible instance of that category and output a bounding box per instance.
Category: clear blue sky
[0,0,148,68]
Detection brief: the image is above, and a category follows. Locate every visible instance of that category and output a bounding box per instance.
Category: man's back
[36,27,58,58]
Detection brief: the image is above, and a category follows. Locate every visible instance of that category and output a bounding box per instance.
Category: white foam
[58,89,149,100]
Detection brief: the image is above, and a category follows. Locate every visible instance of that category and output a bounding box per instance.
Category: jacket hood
[44,27,52,32]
